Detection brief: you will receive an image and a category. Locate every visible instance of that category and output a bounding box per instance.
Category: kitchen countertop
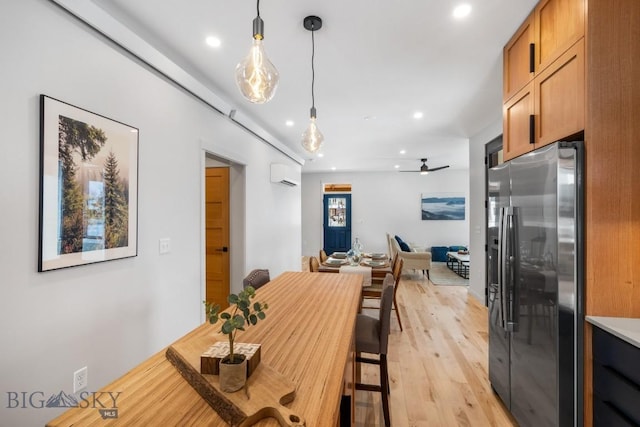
[586,316,640,349]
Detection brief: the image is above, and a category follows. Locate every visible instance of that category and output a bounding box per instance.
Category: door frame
[485,135,503,307]
[200,149,246,323]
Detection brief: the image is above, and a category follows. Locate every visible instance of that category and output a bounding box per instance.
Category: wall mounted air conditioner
[270,163,300,187]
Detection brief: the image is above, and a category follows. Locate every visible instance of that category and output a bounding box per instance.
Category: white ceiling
[90,0,537,173]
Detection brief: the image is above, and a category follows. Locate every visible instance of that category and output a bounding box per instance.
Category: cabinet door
[503,82,534,161]
[535,38,585,147]
[503,12,535,102]
[534,0,585,73]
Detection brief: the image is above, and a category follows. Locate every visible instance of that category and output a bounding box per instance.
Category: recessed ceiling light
[331,167,337,171]
[363,115,376,121]
[400,149,406,155]
[285,120,294,127]
[205,36,221,48]
[317,153,324,158]
[413,111,424,119]
[394,165,400,169]
[453,4,472,19]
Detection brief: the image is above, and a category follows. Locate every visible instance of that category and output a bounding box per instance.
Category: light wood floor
[303,258,517,426]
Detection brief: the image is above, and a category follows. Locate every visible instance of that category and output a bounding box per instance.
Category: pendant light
[301,16,324,153]
[235,0,279,104]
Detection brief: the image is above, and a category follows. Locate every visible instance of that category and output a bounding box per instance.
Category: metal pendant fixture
[301,15,324,154]
[235,0,279,104]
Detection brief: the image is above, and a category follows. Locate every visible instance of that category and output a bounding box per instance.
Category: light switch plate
[159,238,171,254]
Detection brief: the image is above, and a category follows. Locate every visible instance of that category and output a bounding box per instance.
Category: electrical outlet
[73,367,88,394]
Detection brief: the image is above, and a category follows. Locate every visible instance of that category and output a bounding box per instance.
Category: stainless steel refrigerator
[487,141,584,427]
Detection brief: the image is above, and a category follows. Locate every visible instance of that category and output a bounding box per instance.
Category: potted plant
[203,286,268,392]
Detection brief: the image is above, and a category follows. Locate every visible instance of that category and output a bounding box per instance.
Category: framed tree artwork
[38,95,139,271]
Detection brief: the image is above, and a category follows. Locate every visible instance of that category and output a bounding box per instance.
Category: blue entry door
[323,194,351,255]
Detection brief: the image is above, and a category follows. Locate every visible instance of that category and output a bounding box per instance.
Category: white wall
[301,169,470,256]
[467,119,502,303]
[0,1,301,425]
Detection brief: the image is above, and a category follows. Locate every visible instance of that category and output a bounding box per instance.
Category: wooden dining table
[46,272,363,427]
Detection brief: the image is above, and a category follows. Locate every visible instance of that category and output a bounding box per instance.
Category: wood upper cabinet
[504,0,584,103]
[535,38,584,147]
[503,0,585,161]
[503,13,535,102]
[534,0,585,73]
[503,39,584,161]
[503,82,534,160]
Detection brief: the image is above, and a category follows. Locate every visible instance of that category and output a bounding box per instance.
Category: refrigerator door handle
[499,207,519,332]
[498,207,510,330]
[506,207,520,332]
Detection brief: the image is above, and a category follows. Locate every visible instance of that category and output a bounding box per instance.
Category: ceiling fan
[400,158,450,174]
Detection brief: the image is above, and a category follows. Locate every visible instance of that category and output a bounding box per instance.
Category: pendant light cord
[303,16,322,118]
[311,26,316,111]
[256,0,260,17]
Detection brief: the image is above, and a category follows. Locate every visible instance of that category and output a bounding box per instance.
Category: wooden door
[323,194,351,255]
[205,167,230,309]
[503,81,534,161]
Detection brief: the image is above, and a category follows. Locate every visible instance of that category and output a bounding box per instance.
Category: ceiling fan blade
[398,159,449,173]
[427,165,450,172]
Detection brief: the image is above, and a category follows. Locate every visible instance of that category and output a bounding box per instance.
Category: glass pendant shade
[301,116,324,153]
[235,38,279,104]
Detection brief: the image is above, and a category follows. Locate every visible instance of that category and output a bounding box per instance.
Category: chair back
[243,269,270,290]
[309,256,320,272]
[379,273,395,355]
[319,249,328,263]
[390,252,399,271]
[392,257,403,282]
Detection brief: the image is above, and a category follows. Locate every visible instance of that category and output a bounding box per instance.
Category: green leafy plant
[203,286,268,364]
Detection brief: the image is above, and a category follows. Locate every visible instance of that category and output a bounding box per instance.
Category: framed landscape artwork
[421,193,465,220]
[39,95,139,271]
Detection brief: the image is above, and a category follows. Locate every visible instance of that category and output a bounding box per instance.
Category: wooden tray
[166,337,305,427]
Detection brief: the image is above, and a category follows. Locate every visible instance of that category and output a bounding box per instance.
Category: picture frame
[39,95,139,271]
[421,193,465,220]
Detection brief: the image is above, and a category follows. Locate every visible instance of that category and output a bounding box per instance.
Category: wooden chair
[391,256,404,332]
[361,253,398,303]
[309,256,320,272]
[361,254,403,332]
[242,269,270,290]
[355,273,394,427]
[319,249,328,263]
